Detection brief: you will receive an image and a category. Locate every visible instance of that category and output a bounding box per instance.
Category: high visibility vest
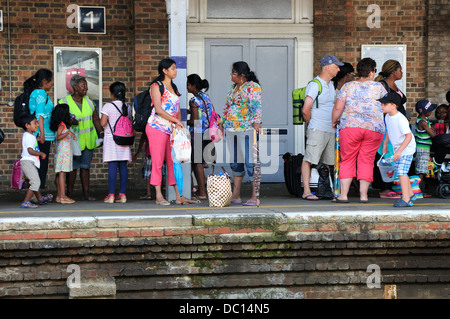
[59,95,98,151]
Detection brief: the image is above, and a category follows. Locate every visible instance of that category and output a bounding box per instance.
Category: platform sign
[78,6,106,34]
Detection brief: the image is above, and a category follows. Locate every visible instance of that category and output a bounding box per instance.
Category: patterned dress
[54,122,73,173]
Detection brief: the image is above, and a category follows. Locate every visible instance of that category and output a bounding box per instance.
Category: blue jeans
[108,161,128,194]
[226,130,254,180]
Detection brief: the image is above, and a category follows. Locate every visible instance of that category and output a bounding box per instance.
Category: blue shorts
[73,149,94,170]
[395,154,413,176]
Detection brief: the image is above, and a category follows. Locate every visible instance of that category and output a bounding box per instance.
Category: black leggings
[37,140,52,190]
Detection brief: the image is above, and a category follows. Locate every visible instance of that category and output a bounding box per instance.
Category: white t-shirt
[385,112,416,156]
[305,76,336,133]
[21,132,41,168]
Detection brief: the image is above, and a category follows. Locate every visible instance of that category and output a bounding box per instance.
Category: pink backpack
[208,109,223,143]
[108,102,135,146]
[198,94,223,143]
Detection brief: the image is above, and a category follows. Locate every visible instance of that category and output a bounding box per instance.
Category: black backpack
[13,90,34,127]
[132,81,164,132]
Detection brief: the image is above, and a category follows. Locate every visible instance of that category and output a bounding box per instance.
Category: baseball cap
[415,100,437,114]
[378,91,402,109]
[320,55,344,67]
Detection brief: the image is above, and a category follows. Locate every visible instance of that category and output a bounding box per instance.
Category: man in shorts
[301,55,343,200]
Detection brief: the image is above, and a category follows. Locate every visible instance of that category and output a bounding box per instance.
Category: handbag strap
[195,92,212,126]
[210,165,229,177]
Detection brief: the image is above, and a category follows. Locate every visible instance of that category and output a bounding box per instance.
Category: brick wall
[427,0,450,104]
[313,0,433,117]
[0,0,168,191]
[1,213,449,298]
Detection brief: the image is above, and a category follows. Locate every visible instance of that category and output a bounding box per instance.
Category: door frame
[187,23,313,155]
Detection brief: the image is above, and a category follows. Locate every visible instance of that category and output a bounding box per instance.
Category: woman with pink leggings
[332,58,388,203]
[146,58,195,206]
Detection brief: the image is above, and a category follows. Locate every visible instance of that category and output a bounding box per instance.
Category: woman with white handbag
[145,58,195,206]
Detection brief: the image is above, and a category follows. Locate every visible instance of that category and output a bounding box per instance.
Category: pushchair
[431,133,450,198]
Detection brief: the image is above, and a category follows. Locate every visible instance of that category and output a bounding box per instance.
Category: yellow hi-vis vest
[59,95,98,151]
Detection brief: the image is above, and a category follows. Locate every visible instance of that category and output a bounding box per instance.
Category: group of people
[18,70,103,208]
[18,59,263,208]
[301,54,450,207]
[17,54,448,209]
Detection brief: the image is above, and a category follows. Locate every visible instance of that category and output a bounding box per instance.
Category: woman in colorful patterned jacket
[223,61,262,206]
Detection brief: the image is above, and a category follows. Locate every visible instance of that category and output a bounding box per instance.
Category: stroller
[431,133,450,198]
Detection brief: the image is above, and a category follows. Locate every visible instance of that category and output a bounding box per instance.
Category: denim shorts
[73,148,94,170]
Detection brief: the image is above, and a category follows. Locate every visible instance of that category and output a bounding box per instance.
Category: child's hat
[415,100,437,114]
[378,91,402,108]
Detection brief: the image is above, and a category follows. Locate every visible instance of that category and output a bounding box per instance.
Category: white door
[205,39,295,182]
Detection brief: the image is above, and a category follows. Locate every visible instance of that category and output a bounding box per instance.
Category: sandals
[393,199,414,207]
[139,194,152,200]
[21,201,39,209]
[42,194,53,204]
[60,197,75,204]
[156,200,171,206]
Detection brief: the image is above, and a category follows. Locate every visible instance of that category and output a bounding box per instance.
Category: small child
[433,104,448,135]
[19,114,53,208]
[50,104,76,204]
[379,92,417,207]
[414,99,437,196]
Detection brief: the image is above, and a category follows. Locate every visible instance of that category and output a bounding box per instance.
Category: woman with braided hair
[374,59,407,116]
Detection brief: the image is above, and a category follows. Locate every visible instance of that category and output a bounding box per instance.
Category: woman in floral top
[223,61,262,206]
[332,58,387,203]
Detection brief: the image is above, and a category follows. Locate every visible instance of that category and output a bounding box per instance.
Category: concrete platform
[1,183,449,220]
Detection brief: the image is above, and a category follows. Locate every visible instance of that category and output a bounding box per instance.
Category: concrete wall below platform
[0,211,449,299]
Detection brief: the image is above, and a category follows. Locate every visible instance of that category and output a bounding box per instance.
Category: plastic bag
[70,127,81,156]
[11,160,26,189]
[171,127,191,162]
[377,153,395,183]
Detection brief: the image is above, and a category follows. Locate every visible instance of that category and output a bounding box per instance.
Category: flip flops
[139,194,152,200]
[243,200,258,206]
[156,200,171,206]
[332,198,349,203]
[302,194,319,201]
[379,191,401,199]
[231,199,242,204]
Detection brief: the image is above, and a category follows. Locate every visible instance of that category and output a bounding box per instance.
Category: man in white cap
[301,55,344,200]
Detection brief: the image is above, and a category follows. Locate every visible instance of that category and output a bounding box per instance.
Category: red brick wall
[313,0,431,117]
[427,0,450,104]
[0,0,168,191]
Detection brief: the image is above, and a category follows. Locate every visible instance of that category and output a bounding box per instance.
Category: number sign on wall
[78,6,106,34]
